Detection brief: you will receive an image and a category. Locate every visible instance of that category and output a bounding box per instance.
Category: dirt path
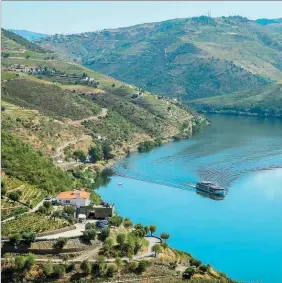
[68,108,108,126]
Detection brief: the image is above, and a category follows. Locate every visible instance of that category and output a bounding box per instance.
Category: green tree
[51,210,60,220]
[160,232,170,242]
[199,264,209,273]
[8,191,20,202]
[161,242,168,250]
[80,260,92,274]
[24,253,36,269]
[1,181,6,197]
[15,256,25,270]
[102,140,113,160]
[190,258,201,267]
[53,237,67,249]
[116,233,126,246]
[129,261,138,272]
[43,201,52,210]
[88,144,103,163]
[136,260,151,274]
[183,267,195,279]
[98,228,110,242]
[115,257,122,272]
[73,150,86,162]
[152,244,162,257]
[106,263,117,277]
[9,233,21,247]
[43,261,54,277]
[123,218,133,229]
[149,225,156,236]
[63,205,76,216]
[81,229,96,242]
[109,215,123,227]
[21,231,36,246]
[53,264,66,278]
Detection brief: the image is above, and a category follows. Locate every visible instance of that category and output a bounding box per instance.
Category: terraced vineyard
[3,175,46,207]
[2,213,69,236]
[1,199,29,221]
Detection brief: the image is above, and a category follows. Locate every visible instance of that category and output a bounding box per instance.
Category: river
[98,114,282,283]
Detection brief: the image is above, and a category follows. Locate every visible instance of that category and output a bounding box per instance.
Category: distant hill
[190,83,282,118]
[8,29,49,40]
[37,16,282,105]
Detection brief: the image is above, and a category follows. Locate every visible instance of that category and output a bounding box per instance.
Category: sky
[2,1,282,35]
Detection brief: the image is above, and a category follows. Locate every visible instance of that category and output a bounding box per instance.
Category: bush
[190,258,201,267]
[116,233,126,246]
[98,228,110,242]
[8,191,20,202]
[123,219,133,229]
[21,231,36,246]
[152,244,162,256]
[129,261,138,272]
[9,233,21,247]
[53,237,67,249]
[66,262,75,273]
[24,253,36,269]
[161,242,168,250]
[53,264,66,278]
[15,256,25,270]
[81,229,96,242]
[80,260,92,274]
[106,263,117,277]
[109,215,123,227]
[199,264,209,273]
[136,260,151,274]
[183,267,195,279]
[85,222,96,230]
[43,261,53,277]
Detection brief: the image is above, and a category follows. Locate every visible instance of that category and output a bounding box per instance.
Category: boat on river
[196,181,225,196]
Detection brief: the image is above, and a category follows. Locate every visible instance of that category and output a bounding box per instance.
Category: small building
[56,189,91,208]
[78,204,115,219]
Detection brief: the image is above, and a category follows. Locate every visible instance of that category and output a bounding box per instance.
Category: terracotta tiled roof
[56,190,91,200]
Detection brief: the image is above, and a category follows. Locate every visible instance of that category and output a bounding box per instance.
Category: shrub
[199,264,209,273]
[116,233,126,246]
[98,228,110,242]
[8,191,20,202]
[190,258,201,267]
[9,233,21,247]
[53,237,67,249]
[85,222,96,230]
[129,261,138,272]
[183,267,195,279]
[53,264,66,277]
[43,201,52,210]
[80,260,92,274]
[161,242,168,250]
[24,253,36,269]
[106,263,117,277]
[21,231,36,246]
[152,244,162,256]
[109,215,123,227]
[63,205,76,216]
[15,256,25,270]
[136,260,151,274]
[66,262,75,273]
[123,219,133,229]
[82,229,96,242]
[43,261,53,277]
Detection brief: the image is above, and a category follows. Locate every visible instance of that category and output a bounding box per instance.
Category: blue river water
[98,114,282,283]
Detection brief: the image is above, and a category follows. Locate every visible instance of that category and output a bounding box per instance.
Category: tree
[53,264,66,278]
[80,260,92,274]
[88,144,103,163]
[81,229,96,242]
[123,219,133,229]
[9,233,21,247]
[98,228,110,242]
[102,140,113,160]
[129,261,138,272]
[24,253,36,269]
[73,150,86,162]
[109,215,123,227]
[53,237,67,249]
[106,263,117,277]
[26,55,30,59]
[160,232,170,242]
[21,231,36,246]
[115,257,122,272]
[183,267,195,279]
[8,191,20,202]
[105,237,114,247]
[15,256,25,270]
[37,205,47,214]
[199,264,209,273]
[161,242,168,250]
[43,201,52,210]
[43,261,54,277]
[112,83,115,87]
[149,225,156,236]
[136,260,151,274]
[190,258,201,267]
[51,210,60,220]
[152,244,162,257]
[63,205,76,216]
[116,233,126,246]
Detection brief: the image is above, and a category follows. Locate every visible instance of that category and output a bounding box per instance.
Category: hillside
[190,83,282,118]
[2,29,207,164]
[37,16,282,105]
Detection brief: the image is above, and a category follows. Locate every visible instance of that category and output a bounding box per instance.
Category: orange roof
[56,190,91,200]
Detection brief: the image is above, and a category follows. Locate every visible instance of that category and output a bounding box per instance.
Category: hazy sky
[2,1,282,34]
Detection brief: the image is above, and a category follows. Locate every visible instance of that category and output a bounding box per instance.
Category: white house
[56,189,91,208]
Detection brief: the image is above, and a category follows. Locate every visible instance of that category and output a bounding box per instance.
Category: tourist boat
[196,181,225,196]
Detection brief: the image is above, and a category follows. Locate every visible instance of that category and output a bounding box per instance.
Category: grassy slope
[190,83,282,117]
[37,16,282,104]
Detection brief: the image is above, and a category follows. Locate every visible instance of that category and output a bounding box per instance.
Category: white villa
[56,189,91,208]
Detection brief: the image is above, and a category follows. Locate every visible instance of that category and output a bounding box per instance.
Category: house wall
[58,198,89,208]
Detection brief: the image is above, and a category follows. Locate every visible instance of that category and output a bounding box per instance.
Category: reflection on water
[98,115,282,283]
